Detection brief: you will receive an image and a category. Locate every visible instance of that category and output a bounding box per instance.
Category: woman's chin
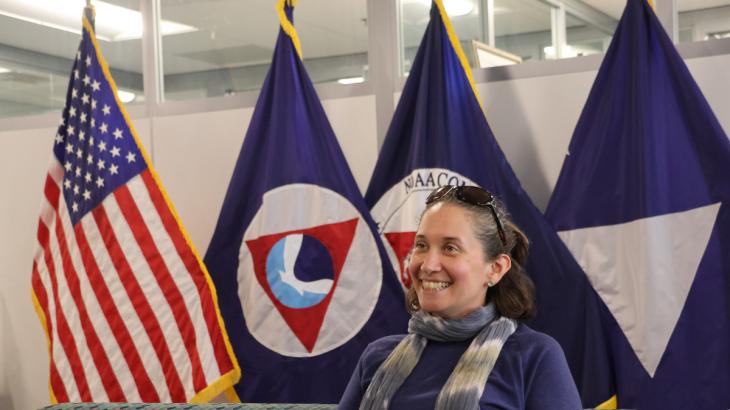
[418,296,449,316]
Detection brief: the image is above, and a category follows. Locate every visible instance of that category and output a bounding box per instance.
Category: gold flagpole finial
[83,0,96,29]
[276,0,303,58]
[432,0,484,113]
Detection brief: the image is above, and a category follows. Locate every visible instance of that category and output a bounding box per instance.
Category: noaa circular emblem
[239,183,382,357]
[371,168,477,290]
[265,234,334,309]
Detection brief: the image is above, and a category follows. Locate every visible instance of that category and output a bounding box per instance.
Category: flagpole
[84,0,95,30]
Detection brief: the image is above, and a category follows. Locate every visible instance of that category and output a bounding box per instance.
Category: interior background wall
[0,53,728,410]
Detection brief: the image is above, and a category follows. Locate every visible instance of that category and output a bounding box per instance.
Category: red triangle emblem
[384,231,416,288]
[246,218,359,352]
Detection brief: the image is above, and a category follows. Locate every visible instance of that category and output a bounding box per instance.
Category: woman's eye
[445,244,459,253]
[414,241,426,250]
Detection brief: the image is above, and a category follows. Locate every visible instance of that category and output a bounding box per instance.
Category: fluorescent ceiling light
[337,76,365,85]
[443,0,475,17]
[0,0,196,42]
[406,0,475,17]
[117,89,135,104]
[0,66,10,74]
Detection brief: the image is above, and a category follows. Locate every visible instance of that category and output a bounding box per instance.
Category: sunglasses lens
[426,186,454,204]
[455,186,493,206]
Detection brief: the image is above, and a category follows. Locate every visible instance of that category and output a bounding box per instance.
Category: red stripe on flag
[36,221,72,401]
[37,218,51,252]
[54,214,125,401]
[92,205,187,401]
[50,361,70,403]
[44,174,60,211]
[73,224,160,402]
[32,261,51,336]
[33,262,70,402]
[140,170,233,374]
[113,184,208,393]
[44,232,92,400]
[37,201,92,401]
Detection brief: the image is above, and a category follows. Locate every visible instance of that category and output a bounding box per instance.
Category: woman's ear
[487,254,512,285]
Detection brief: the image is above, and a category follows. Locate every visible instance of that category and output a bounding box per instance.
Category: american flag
[30,15,240,403]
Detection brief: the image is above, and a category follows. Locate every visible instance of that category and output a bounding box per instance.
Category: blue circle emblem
[265,234,335,308]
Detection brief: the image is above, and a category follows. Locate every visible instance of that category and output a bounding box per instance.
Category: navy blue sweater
[338,324,582,409]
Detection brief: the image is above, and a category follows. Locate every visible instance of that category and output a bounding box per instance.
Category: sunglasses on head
[425,185,507,246]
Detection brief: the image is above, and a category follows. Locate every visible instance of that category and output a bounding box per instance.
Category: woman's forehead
[418,202,476,236]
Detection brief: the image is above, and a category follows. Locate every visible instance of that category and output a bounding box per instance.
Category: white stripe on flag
[43,203,85,401]
[80,213,169,401]
[54,196,109,402]
[102,186,195,399]
[127,177,220,384]
[40,197,89,402]
[62,204,143,400]
[35,239,75,399]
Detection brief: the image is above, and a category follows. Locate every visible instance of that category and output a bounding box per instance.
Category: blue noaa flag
[546,0,730,408]
[364,1,617,407]
[203,2,408,403]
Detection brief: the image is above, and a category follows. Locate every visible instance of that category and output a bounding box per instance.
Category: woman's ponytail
[487,220,535,321]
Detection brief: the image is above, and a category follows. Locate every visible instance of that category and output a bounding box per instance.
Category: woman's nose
[420,250,442,273]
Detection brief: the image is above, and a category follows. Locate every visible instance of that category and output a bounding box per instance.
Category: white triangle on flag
[558,202,720,377]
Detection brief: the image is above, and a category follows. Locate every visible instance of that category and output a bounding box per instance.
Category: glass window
[160,0,369,101]
[492,0,552,63]
[0,0,143,118]
[399,0,619,74]
[677,1,730,43]
[564,12,611,58]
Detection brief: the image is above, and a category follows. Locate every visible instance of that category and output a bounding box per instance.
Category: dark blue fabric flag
[203,2,408,403]
[546,0,730,408]
[364,1,618,407]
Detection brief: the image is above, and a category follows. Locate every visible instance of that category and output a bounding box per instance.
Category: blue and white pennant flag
[546,0,730,408]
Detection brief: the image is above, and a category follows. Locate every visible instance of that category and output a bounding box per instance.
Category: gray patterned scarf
[359,303,517,410]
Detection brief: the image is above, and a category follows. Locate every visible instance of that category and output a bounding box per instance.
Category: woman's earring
[487,281,495,287]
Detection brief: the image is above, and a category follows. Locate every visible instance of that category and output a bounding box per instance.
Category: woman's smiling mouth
[421,280,452,291]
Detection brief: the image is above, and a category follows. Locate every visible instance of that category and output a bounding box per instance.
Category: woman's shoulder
[502,323,565,363]
[504,324,583,408]
[509,323,561,348]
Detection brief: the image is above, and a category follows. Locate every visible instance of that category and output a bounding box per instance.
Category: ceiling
[583,0,730,18]
[0,0,728,81]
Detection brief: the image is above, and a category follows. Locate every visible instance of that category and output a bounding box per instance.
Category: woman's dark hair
[405,188,535,321]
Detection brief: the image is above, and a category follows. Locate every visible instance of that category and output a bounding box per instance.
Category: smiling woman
[409,200,516,320]
[338,185,582,410]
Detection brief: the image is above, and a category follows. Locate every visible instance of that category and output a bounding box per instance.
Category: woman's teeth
[422,280,451,291]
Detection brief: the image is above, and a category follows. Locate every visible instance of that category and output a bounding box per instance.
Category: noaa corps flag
[546,0,730,408]
[203,0,408,403]
[365,1,617,407]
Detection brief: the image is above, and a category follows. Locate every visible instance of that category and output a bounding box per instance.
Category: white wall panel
[321,95,378,193]
[152,108,253,255]
[479,70,598,210]
[0,126,56,410]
